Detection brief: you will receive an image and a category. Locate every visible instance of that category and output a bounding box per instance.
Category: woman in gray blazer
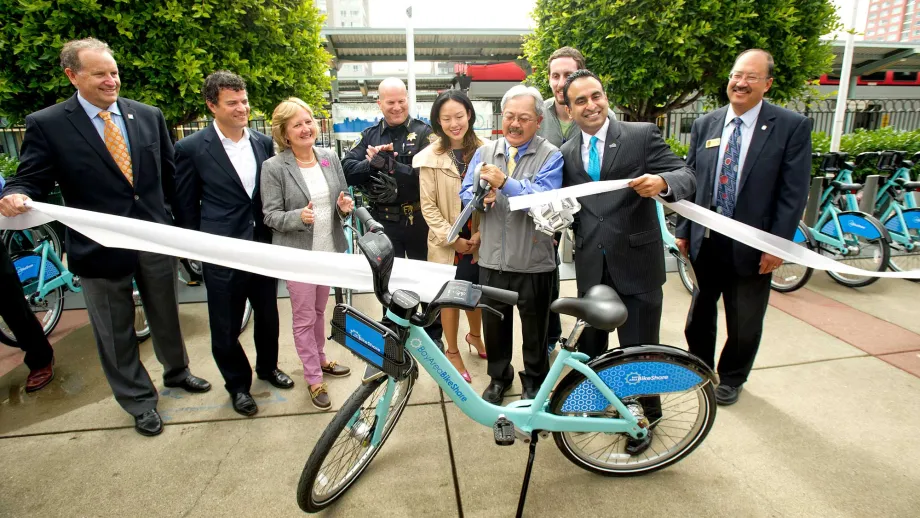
[261,98,354,410]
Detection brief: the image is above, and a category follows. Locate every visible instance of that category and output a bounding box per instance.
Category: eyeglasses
[502,113,536,124]
[729,72,769,84]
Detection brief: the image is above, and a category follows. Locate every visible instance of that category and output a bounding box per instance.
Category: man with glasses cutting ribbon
[459,85,563,405]
[676,49,812,406]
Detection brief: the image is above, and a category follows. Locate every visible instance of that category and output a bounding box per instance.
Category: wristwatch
[498,174,508,189]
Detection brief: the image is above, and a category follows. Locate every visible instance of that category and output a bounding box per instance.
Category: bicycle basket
[330,304,412,379]
[11,251,59,285]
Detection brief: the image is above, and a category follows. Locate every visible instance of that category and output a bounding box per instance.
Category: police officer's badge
[406,132,417,142]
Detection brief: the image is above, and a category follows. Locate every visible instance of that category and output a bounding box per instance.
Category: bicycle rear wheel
[297,367,416,513]
[133,284,150,343]
[549,349,716,476]
[3,224,63,258]
[676,255,695,294]
[771,223,814,293]
[241,300,253,331]
[819,213,889,288]
[0,286,65,344]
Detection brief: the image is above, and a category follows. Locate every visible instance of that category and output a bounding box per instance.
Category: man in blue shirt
[459,85,562,403]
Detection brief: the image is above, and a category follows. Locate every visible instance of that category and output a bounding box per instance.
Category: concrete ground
[2,273,920,517]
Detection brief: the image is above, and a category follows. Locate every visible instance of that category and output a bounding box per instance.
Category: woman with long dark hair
[413,91,486,382]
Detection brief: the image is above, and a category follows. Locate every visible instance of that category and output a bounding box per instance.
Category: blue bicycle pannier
[330,304,412,379]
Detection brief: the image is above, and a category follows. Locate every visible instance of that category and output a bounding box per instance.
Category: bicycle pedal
[493,414,515,446]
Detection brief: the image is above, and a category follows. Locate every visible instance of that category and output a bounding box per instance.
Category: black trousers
[576,260,663,420]
[203,264,280,394]
[577,261,664,358]
[480,267,554,388]
[0,244,53,370]
[380,216,442,341]
[685,233,772,387]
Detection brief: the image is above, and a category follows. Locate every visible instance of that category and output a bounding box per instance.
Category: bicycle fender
[555,345,718,414]
[820,211,891,242]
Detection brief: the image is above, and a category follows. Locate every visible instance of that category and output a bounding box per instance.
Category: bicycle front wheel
[297,368,416,513]
[771,223,814,293]
[133,285,150,343]
[886,208,920,278]
[240,300,253,331]
[0,286,66,343]
[676,255,695,294]
[820,212,890,288]
[549,349,716,476]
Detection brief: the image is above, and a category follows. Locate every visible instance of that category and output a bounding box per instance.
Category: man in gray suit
[561,69,695,454]
[676,49,811,406]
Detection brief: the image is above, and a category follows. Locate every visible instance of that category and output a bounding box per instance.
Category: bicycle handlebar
[355,207,383,234]
[475,284,519,306]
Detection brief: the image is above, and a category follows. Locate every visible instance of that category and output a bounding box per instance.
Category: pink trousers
[286,281,330,385]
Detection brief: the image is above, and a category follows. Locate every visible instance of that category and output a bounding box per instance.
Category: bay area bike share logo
[625,372,669,384]
[16,263,36,277]
[410,338,468,402]
[349,329,381,353]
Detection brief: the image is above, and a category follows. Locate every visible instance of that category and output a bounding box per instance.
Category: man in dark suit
[560,69,696,455]
[174,71,292,417]
[676,49,812,406]
[0,38,211,436]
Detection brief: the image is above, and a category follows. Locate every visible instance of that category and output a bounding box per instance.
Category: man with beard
[676,49,811,406]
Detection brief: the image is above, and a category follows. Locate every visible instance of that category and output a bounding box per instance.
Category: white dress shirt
[580,118,609,171]
[712,100,763,201]
[214,123,257,198]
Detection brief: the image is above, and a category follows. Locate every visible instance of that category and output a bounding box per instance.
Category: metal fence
[660,98,920,146]
[0,117,337,160]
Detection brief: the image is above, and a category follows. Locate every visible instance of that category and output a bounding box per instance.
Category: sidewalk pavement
[1,273,919,517]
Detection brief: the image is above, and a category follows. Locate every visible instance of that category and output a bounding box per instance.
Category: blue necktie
[587,135,600,181]
[717,117,743,218]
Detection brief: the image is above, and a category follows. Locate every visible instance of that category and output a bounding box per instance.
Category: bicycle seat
[551,284,627,332]
[831,181,862,193]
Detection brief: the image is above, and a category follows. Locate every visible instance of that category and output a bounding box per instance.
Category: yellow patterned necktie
[507,146,518,176]
[99,110,133,185]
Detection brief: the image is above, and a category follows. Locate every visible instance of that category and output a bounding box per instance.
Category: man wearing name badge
[174,71,293,418]
[536,46,619,359]
[342,77,443,346]
[675,49,811,406]
[460,85,563,404]
[560,69,695,455]
[0,38,211,436]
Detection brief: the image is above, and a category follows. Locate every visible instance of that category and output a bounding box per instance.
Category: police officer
[342,77,442,343]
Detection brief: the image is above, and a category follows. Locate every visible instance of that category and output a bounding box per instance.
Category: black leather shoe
[232,392,258,416]
[482,380,512,405]
[165,374,212,393]
[257,369,294,389]
[521,385,538,400]
[134,409,163,437]
[624,430,652,456]
[715,384,743,406]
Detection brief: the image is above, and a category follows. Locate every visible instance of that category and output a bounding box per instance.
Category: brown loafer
[26,359,55,393]
[320,361,351,378]
[310,383,332,410]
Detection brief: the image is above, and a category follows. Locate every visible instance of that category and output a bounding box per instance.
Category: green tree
[523,0,840,121]
[0,0,331,126]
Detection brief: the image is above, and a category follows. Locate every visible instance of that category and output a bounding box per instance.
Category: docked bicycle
[296,208,718,516]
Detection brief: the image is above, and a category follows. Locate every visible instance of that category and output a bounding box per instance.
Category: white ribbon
[510,182,920,280]
[0,202,457,302]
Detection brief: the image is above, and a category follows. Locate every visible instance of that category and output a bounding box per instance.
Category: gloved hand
[369,149,398,173]
[364,172,399,204]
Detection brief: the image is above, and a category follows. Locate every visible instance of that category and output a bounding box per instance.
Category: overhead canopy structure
[828,40,920,76]
[322,28,525,64]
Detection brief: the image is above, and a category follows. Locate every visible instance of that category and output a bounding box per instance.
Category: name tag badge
[705,138,720,149]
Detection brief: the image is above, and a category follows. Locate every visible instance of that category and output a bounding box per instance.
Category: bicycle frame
[874,165,920,251]
[361,310,648,448]
[19,240,81,301]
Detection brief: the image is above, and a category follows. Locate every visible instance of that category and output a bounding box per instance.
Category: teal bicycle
[805,152,891,288]
[871,151,920,276]
[297,208,718,515]
[657,201,695,293]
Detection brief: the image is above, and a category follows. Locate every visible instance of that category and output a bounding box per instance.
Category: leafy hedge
[0,153,17,179]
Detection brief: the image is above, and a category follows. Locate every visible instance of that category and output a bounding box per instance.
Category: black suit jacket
[675,101,812,276]
[2,94,176,278]
[173,125,274,244]
[561,116,696,296]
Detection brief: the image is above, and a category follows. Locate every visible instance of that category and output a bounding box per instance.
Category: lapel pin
[610,143,617,148]
[127,114,134,120]
[761,124,767,130]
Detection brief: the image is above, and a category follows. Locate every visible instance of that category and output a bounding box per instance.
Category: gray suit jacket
[675,101,812,276]
[260,147,349,253]
[561,116,696,296]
